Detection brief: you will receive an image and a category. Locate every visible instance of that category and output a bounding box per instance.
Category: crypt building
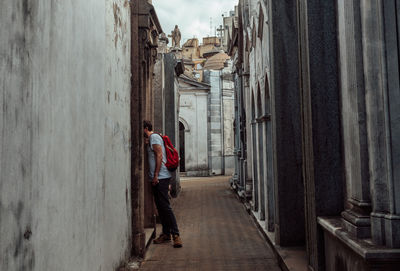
[229,0,400,271]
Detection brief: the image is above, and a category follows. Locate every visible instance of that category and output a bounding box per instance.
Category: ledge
[318,217,400,261]
[231,185,308,271]
[250,211,308,271]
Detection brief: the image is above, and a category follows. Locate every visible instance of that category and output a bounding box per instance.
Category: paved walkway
[139,176,281,271]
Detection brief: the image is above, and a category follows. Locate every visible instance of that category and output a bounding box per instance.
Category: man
[143,120,183,248]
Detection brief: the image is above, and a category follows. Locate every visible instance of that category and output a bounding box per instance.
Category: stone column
[269,0,304,246]
[361,0,400,248]
[243,75,253,198]
[233,73,241,187]
[257,118,266,220]
[264,94,275,232]
[256,92,266,221]
[297,1,343,269]
[131,0,162,257]
[131,0,145,257]
[258,114,271,225]
[382,0,400,248]
[251,117,259,212]
[337,0,372,239]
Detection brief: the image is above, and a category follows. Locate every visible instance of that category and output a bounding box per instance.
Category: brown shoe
[153,233,171,244]
[173,234,183,248]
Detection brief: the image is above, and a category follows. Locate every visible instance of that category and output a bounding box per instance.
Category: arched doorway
[179,121,186,172]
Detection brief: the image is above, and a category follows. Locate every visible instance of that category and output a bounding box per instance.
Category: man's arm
[152,144,163,185]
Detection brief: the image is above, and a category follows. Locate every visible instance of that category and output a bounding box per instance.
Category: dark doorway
[179,121,185,172]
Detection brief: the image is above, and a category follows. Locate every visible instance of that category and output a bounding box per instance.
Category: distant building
[175,34,235,176]
[221,6,239,51]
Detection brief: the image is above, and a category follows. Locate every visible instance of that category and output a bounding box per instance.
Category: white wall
[179,92,209,176]
[0,1,132,270]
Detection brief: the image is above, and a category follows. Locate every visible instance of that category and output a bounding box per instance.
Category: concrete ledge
[250,211,308,271]
[144,227,156,249]
[318,217,400,260]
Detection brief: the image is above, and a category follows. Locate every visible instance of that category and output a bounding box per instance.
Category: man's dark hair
[143,120,153,131]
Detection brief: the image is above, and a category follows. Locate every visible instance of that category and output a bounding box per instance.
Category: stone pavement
[139,176,281,271]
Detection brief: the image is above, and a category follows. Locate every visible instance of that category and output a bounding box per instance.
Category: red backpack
[159,134,179,172]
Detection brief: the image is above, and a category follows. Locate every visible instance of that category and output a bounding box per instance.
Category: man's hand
[152,176,159,186]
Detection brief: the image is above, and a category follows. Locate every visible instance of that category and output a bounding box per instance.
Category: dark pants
[152,178,180,236]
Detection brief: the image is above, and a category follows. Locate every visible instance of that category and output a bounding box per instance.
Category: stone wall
[318,1,400,269]
[231,0,400,270]
[0,1,132,270]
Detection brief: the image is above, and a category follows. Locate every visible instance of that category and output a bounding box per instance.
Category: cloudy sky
[153,0,238,45]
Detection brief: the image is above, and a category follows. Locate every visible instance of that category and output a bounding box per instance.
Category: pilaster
[297,0,343,269]
[256,116,265,221]
[269,0,304,246]
[361,0,400,248]
[337,0,372,239]
[361,0,390,246]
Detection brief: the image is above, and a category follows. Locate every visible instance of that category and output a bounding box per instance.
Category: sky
[152,0,238,45]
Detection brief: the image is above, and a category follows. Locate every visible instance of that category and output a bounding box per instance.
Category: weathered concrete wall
[0,1,132,270]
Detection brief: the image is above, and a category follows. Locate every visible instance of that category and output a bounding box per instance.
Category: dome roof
[203,52,230,70]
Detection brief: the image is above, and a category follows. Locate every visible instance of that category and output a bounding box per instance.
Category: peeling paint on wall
[1,0,132,270]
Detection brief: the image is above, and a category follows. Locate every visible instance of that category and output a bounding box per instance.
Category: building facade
[178,75,210,177]
[229,0,400,270]
[176,35,236,177]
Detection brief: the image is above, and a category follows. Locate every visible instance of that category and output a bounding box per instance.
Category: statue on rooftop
[169,25,181,48]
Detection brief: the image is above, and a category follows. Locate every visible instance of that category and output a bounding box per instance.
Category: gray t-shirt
[147,133,172,180]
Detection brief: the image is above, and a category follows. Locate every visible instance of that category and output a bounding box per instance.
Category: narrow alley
[2,0,400,270]
[140,176,281,271]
